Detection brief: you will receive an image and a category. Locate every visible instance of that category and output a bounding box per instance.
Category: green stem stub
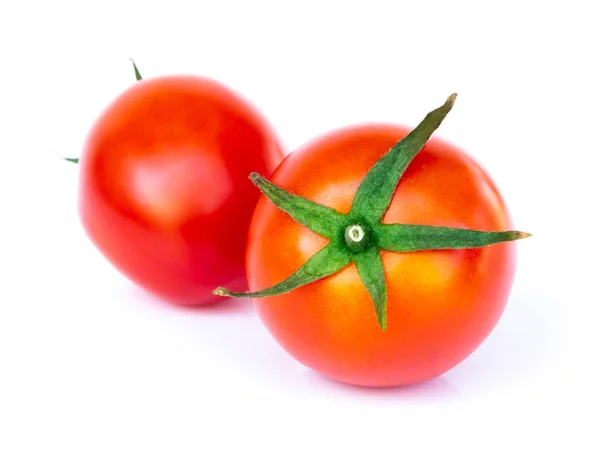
[346,224,365,244]
[344,224,371,253]
[213,94,531,330]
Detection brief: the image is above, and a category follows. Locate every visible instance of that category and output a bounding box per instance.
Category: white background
[1,0,599,449]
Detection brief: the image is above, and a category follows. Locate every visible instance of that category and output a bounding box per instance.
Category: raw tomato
[79,74,283,305]
[217,95,529,386]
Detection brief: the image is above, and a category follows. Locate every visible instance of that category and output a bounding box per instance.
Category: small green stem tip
[129,58,143,81]
[53,148,79,164]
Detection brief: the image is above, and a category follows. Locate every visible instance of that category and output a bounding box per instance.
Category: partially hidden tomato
[216,94,530,387]
[79,68,283,305]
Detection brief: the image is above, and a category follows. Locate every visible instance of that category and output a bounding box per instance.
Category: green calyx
[63,60,142,165]
[214,94,531,331]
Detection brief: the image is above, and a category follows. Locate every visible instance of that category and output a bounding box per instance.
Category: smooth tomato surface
[80,76,283,305]
[247,124,515,386]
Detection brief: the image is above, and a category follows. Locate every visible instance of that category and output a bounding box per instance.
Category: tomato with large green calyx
[215,94,531,387]
[74,61,284,305]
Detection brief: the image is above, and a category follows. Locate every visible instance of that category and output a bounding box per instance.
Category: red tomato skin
[79,76,283,305]
[247,124,516,387]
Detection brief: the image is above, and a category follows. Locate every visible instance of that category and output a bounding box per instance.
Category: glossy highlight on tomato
[245,124,517,387]
[79,75,283,305]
